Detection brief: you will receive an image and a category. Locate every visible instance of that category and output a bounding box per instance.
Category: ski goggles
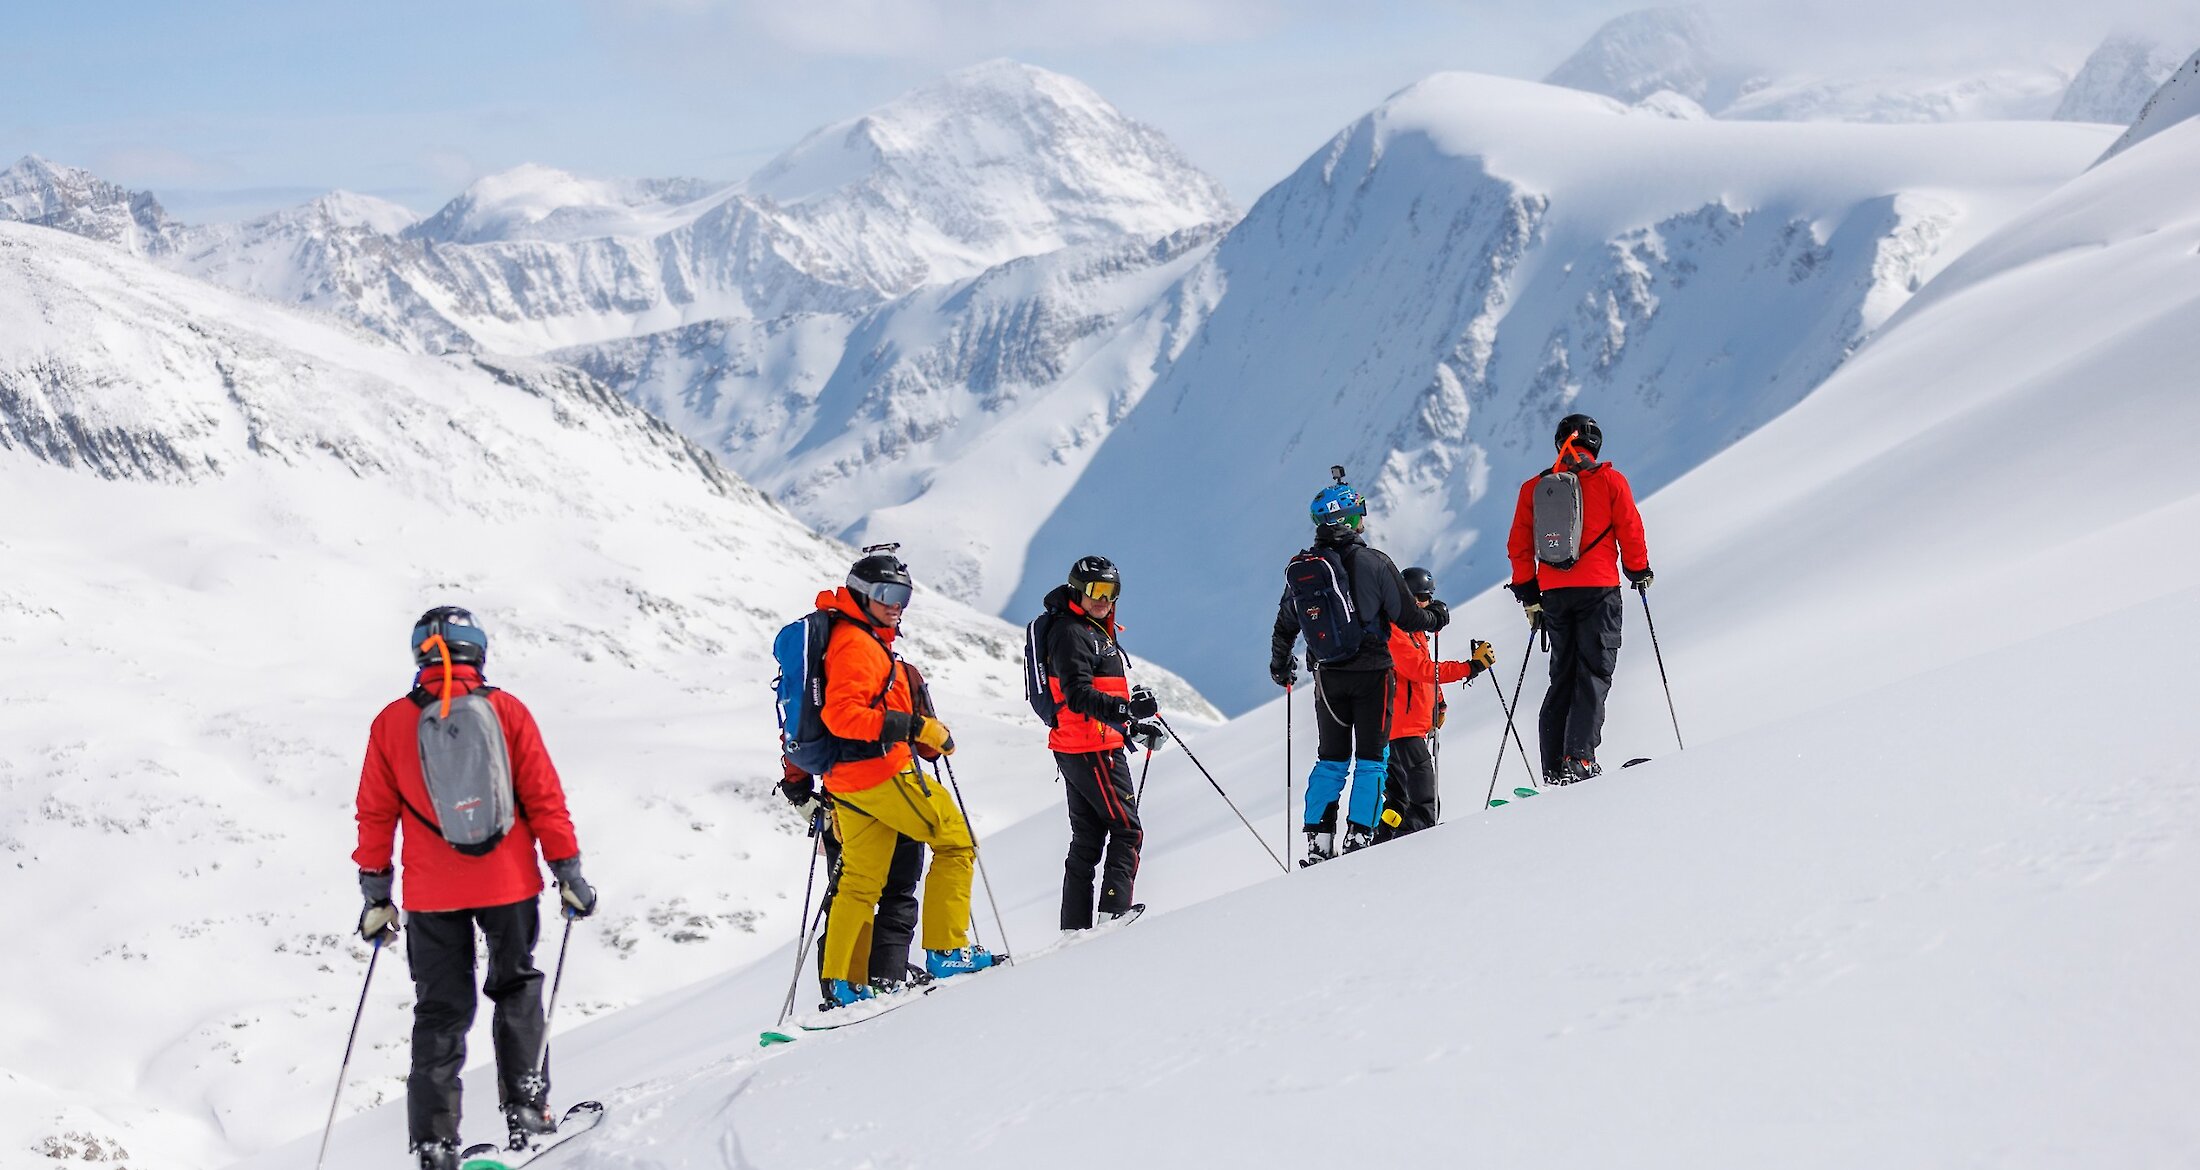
[1080,579,1120,602]
[848,577,915,608]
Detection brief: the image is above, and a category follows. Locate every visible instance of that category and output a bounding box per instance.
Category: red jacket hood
[819,587,901,644]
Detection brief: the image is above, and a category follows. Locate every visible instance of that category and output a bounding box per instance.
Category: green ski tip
[1488,798,1509,807]
[1513,787,1539,798]
[759,1030,798,1047]
[461,1160,511,1170]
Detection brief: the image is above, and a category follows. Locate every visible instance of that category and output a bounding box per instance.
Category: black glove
[548,856,597,918]
[1423,599,1451,631]
[1626,566,1655,591]
[1128,686,1160,720]
[1508,580,1541,606]
[357,869,397,942]
[1128,720,1169,752]
[1269,655,1298,688]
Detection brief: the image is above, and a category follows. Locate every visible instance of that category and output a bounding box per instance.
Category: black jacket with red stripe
[1042,584,1132,754]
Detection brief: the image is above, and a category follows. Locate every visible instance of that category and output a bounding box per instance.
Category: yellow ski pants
[822,764,975,981]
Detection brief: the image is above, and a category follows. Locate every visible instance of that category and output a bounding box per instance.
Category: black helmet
[1555,413,1602,457]
[412,606,487,668]
[1402,566,1436,600]
[847,545,915,609]
[1068,555,1121,602]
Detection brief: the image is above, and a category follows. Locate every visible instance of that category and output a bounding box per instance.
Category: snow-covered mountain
[257,108,2200,1169]
[1015,73,2111,712]
[0,220,1216,1168]
[0,155,185,257]
[2053,34,2185,123]
[2099,45,2200,161]
[150,61,1233,356]
[1541,5,1742,108]
[1543,6,2071,124]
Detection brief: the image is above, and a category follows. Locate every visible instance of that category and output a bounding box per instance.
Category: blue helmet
[1310,483,1367,529]
[413,606,488,668]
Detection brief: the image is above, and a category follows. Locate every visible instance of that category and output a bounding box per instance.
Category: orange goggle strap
[418,633,455,718]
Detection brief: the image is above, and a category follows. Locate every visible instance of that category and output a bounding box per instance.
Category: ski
[759,985,937,1046]
[458,1101,604,1169]
[1622,757,1651,768]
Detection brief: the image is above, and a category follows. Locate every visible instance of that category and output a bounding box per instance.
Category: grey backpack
[1532,468,1610,570]
[410,686,516,856]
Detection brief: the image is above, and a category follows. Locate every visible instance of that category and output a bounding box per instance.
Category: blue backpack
[1285,547,1364,664]
[773,610,899,776]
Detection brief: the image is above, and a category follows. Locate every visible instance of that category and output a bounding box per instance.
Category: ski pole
[1488,665,1539,787]
[1484,622,1539,809]
[523,910,577,1102]
[1637,589,1684,751]
[1135,747,1155,806]
[776,809,828,1025]
[1154,713,1289,874]
[1284,683,1294,871]
[315,936,385,1170]
[938,756,1015,964]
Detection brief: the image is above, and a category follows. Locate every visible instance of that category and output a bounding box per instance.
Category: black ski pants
[1057,748,1142,929]
[404,898,545,1146]
[1312,666,1393,765]
[1378,733,1439,840]
[1539,585,1623,773]
[819,825,925,989]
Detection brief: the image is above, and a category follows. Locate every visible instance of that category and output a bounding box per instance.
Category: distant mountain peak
[0,154,181,256]
[1544,5,1741,107]
[406,164,729,244]
[2055,34,2184,124]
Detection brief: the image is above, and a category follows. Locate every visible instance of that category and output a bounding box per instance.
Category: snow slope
[2100,45,2200,161]
[262,113,2200,1169]
[0,222,1117,1169]
[1018,72,2111,712]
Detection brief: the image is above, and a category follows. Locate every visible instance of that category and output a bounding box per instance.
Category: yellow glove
[915,716,956,756]
[1468,640,1497,671]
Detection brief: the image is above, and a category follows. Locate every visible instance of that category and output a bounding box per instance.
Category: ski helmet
[1554,413,1603,457]
[1310,484,1367,530]
[846,545,915,610]
[1068,555,1121,602]
[1402,567,1436,600]
[412,606,487,668]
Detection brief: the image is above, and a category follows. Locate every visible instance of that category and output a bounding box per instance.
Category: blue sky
[4,0,2186,221]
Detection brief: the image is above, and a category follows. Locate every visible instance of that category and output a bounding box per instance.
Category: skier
[1039,555,1165,929]
[778,756,930,999]
[1271,475,1444,861]
[352,607,598,1170]
[1506,414,1653,784]
[1378,567,1496,841]
[812,548,997,1006]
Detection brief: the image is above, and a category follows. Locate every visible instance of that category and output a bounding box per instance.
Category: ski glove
[1508,580,1542,607]
[1128,720,1169,753]
[1626,566,1655,591]
[1467,639,1497,672]
[1128,686,1160,720]
[549,856,597,918]
[915,716,956,756]
[1423,599,1451,631]
[1522,602,1543,629]
[357,868,397,942]
[1269,655,1298,688]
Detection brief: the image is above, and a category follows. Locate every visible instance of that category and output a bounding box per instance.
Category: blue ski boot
[925,944,1001,981]
[824,978,874,1009]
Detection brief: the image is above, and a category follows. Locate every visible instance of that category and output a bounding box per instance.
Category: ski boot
[1340,824,1376,854]
[505,1100,557,1151]
[870,963,934,996]
[824,978,874,1009]
[1299,829,1337,867]
[924,944,1001,981]
[412,1141,458,1170]
[1550,757,1600,786]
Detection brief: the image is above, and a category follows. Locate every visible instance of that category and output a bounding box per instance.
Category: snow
[1542,4,1737,107]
